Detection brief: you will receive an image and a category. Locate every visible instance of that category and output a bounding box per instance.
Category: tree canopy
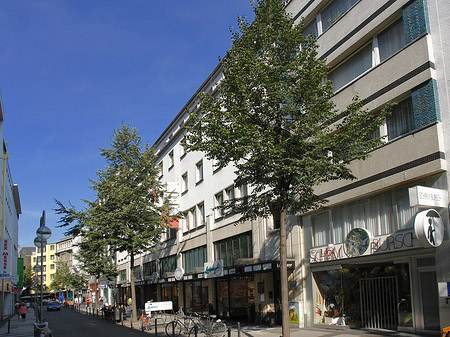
[56,123,171,321]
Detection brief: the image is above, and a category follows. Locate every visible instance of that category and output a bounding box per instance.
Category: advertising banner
[0,238,10,278]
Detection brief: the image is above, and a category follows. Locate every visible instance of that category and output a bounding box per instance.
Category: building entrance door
[419,270,440,332]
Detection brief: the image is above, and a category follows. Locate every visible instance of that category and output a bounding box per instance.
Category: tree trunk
[130,251,138,322]
[280,206,290,337]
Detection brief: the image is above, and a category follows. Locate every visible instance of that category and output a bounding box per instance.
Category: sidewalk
[0,307,37,337]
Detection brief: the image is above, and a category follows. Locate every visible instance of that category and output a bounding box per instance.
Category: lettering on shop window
[310,230,419,263]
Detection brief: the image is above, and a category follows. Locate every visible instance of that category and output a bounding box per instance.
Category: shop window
[386,97,414,140]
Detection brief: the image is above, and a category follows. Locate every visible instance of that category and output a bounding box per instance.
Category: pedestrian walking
[15,302,20,319]
[19,304,29,321]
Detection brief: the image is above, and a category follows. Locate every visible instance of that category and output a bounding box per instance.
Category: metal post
[172,320,175,337]
[237,322,241,337]
[155,318,158,335]
[40,245,43,323]
[227,327,231,337]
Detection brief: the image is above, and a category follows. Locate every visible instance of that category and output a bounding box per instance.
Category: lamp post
[34,210,52,323]
[32,266,40,322]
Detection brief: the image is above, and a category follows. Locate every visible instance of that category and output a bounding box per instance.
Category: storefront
[305,186,447,334]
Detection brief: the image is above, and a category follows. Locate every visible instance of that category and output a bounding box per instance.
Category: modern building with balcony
[287,0,450,334]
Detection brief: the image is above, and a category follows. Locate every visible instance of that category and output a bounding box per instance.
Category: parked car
[47,301,61,311]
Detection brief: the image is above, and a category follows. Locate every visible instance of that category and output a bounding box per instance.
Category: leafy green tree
[56,124,171,322]
[185,0,389,335]
[49,262,88,294]
[22,265,34,296]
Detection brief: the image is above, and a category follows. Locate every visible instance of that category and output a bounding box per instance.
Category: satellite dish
[174,267,184,281]
[152,272,159,283]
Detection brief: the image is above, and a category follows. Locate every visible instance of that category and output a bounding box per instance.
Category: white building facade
[0,97,22,320]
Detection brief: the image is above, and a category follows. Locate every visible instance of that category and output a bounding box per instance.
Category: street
[44,307,149,337]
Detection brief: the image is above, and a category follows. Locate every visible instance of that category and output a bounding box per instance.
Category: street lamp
[34,210,52,323]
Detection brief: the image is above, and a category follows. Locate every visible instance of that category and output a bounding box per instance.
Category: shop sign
[310,230,420,263]
[145,301,173,314]
[0,238,10,278]
[244,266,252,273]
[204,260,224,278]
[414,209,444,248]
[409,186,448,208]
[253,264,262,272]
[262,263,272,270]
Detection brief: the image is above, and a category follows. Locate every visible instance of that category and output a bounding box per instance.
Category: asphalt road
[43,307,150,337]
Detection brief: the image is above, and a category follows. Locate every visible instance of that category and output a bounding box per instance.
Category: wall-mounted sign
[344,228,371,257]
[145,301,173,314]
[409,186,448,208]
[204,260,224,278]
[0,239,10,278]
[414,209,444,248]
[310,229,420,263]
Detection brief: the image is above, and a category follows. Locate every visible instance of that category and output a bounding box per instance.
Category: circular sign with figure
[344,228,371,257]
[414,209,444,248]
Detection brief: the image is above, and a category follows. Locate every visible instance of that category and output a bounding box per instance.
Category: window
[214,232,253,267]
[183,246,207,274]
[160,255,177,276]
[182,172,188,194]
[303,18,318,37]
[50,245,55,250]
[377,19,405,63]
[119,269,126,282]
[43,275,47,282]
[225,186,235,201]
[328,43,372,91]
[213,158,224,172]
[33,257,36,263]
[158,162,163,178]
[50,264,55,270]
[328,18,406,92]
[50,274,55,280]
[197,203,205,227]
[196,160,204,184]
[386,97,414,140]
[215,192,224,219]
[50,255,55,260]
[180,138,187,159]
[143,261,157,278]
[133,265,142,280]
[321,0,359,32]
[310,186,418,247]
[168,150,174,169]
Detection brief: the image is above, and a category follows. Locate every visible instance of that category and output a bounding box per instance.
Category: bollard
[194,325,198,337]
[172,320,176,337]
[155,318,158,335]
[227,327,231,337]
[237,322,241,337]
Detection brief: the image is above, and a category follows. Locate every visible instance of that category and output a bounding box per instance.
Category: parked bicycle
[138,311,152,331]
[187,314,227,337]
[165,309,197,337]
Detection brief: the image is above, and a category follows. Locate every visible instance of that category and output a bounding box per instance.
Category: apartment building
[115,0,450,333]
[31,242,57,294]
[0,99,22,320]
[286,0,450,334]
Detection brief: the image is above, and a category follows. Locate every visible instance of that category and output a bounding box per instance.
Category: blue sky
[0,1,255,248]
